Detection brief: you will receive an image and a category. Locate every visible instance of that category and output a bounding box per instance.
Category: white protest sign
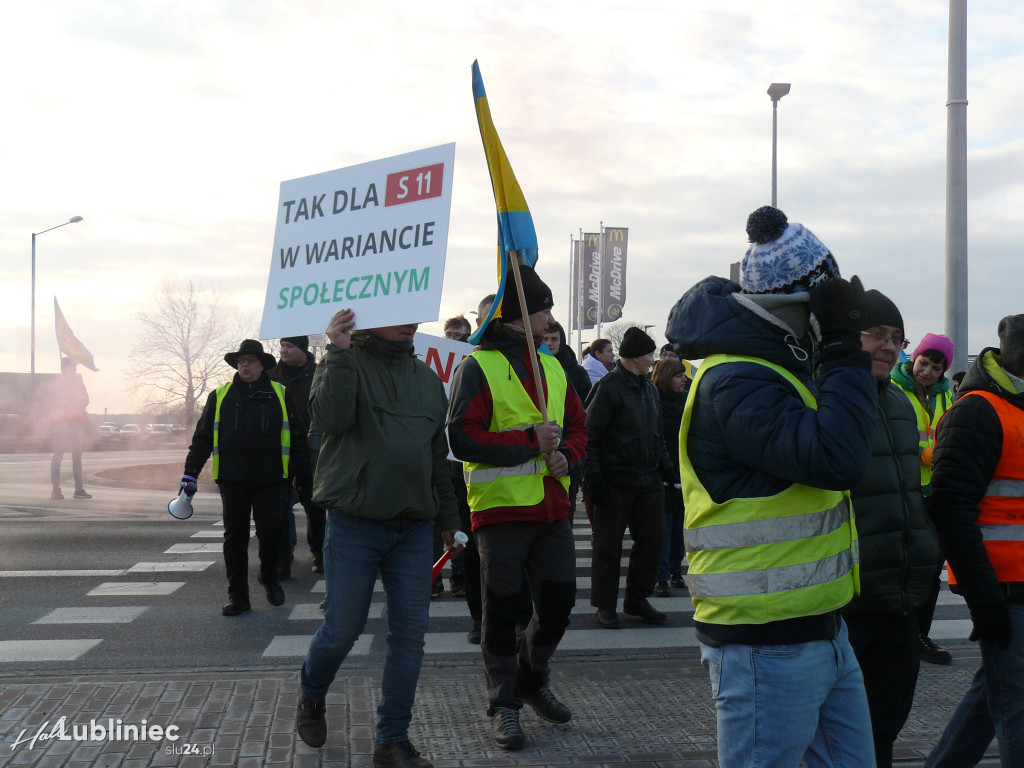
[413,331,473,396]
[259,143,456,339]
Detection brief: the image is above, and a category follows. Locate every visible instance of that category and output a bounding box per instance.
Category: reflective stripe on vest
[211,381,291,481]
[680,354,858,625]
[463,350,569,512]
[946,389,1024,584]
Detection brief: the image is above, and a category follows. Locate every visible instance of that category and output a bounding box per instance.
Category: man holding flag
[50,299,97,500]
[446,61,587,751]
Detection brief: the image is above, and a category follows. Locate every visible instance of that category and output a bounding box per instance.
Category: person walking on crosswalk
[448,265,587,751]
[667,206,878,768]
[296,309,461,768]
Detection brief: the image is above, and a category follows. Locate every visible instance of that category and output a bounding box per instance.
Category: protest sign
[259,144,456,339]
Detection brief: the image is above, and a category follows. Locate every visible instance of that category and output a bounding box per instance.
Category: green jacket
[309,331,459,529]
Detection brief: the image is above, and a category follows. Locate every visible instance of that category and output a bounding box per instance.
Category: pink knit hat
[912,332,955,371]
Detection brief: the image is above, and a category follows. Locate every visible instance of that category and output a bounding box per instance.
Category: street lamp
[31,216,83,376]
[768,83,791,207]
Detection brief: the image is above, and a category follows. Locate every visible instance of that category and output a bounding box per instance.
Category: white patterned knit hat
[740,206,840,294]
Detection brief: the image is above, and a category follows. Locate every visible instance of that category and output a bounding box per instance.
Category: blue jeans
[925,601,1024,768]
[301,512,432,744]
[699,619,874,768]
[656,485,684,583]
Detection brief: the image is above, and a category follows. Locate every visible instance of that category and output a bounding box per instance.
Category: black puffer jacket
[185,372,310,486]
[584,362,674,487]
[930,348,1024,611]
[842,378,939,616]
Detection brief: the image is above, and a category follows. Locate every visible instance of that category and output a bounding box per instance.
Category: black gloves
[969,601,1012,649]
[809,275,866,362]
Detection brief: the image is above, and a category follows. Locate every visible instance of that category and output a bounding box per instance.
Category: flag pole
[508,252,549,424]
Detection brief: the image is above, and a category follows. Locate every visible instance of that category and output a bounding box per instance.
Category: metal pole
[577,227,584,358]
[567,234,575,351]
[31,233,36,376]
[772,100,779,207]
[596,222,604,341]
[945,0,968,374]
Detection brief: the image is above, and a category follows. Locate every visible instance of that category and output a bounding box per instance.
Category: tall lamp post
[768,83,791,207]
[31,216,83,376]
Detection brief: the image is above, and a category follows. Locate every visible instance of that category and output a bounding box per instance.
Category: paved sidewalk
[0,642,1002,767]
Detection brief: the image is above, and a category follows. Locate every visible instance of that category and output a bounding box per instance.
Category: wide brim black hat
[224,339,277,371]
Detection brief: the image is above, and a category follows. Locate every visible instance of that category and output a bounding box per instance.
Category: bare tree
[126,281,238,428]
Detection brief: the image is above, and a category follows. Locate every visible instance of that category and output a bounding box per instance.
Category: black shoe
[920,635,952,665]
[296,696,327,748]
[373,739,433,768]
[430,579,443,599]
[491,707,525,750]
[258,575,285,607]
[623,597,668,625]
[449,579,466,597]
[467,619,481,644]
[653,581,671,598]
[221,599,251,616]
[311,554,324,574]
[596,608,621,629]
[521,685,571,724]
[669,574,686,589]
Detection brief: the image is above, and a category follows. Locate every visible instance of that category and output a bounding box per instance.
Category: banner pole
[508,252,550,424]
[567,233,575,350]
[577,227,584,358]
[596,221,604,341]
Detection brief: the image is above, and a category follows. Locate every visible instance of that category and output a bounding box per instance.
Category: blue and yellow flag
[468,60,539,345]
[54,298,98,371]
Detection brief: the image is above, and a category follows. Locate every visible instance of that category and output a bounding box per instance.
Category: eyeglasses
[444,332,470,342]
[861,331,909,349]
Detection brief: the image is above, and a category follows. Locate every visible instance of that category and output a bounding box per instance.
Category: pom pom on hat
[740,206,840,294]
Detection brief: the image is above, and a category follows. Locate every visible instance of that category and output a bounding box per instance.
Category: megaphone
[167,489,194,520]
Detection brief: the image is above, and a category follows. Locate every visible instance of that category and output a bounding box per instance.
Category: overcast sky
[2,1,1021,416]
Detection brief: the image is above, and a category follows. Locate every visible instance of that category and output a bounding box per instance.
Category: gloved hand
[179,474,198,497]
[969,601,1012,649]
[586,476,609,506]
[661,466,679,486]
[920,445,934,467]
[295,472,314,499]
[809,275,866,361]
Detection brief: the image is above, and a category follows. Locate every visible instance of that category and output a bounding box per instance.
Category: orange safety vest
[947,389,1024,585]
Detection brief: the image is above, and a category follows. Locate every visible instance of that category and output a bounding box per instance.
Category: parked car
[97,425,118,438]
[119,424,142,441]
[101,422,120,433]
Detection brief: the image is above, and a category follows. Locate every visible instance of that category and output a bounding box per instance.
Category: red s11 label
[385,163,445,206]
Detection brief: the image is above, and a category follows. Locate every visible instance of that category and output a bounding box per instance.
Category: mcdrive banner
[577,228,628,327]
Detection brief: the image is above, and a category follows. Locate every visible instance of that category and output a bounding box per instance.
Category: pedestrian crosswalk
[0,513,974,665]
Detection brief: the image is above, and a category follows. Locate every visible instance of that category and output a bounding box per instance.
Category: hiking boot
[653,581,671,597]
[449,578,466,597]
[258,574,285,607]
[73,489,92,499]
[50,490,64,500]
[669,574,686,589]
[623,597,668,625]
[221,599,251,616]
[373,739,433,767]
[596,608,621,629]
[491,707,525,750]
[521,685,571,724]
[296,696,327,747]
[311,554,324,574]
[466,619,481,644]
[920,635,952,665]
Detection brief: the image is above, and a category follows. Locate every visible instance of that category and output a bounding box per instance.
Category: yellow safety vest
[463,349,569,513]
[212,381,291,480]
[896,384,952,487]
[680,354,859,625]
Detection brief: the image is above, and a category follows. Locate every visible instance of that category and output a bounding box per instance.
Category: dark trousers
[589,483,665,609]
[450,464,482,620]
[919,554,945,637]
[845,611,922,768]
[475,518,576,711]
[280,449,327,568]
[219,482,289,602]
[50,420,84,492]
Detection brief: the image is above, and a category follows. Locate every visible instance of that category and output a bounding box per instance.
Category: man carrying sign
[447,265,587,750]
[297,309,461,768]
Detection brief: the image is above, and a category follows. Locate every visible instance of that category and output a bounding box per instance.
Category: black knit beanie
[998,314,1024,377]
[281,335,309,353]
[500,265,554,322]
[859,290,904,335]
[618,327,656,359]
